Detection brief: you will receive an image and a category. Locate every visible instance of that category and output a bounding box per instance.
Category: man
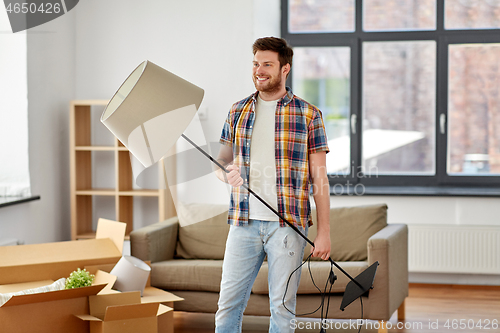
[214,37,331,333]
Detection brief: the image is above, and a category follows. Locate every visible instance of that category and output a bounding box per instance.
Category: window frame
[282,0,500,188]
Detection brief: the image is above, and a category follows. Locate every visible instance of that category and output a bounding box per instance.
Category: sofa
[130,203,408,325]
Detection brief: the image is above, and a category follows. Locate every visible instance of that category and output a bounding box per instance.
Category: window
[448,43,500,175]
[288,0,355,33]
[363,40,436,175]
[292,47,351,175]
[0,9,30,197]
[363,0,437,31]
[445,0,500,29]
[282,0,500,188]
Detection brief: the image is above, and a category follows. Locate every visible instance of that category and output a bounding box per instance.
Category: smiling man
[214,37,331,333]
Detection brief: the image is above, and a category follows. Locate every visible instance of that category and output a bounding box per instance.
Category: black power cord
[282,253,365,333]
[358,297,363,333]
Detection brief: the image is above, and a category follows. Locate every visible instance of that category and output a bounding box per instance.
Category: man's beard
[253,74,282,94]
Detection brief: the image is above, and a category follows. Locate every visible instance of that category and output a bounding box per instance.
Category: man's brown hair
[252,37,293,69]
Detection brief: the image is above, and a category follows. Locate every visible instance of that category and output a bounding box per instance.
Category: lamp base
[340,261,379,311]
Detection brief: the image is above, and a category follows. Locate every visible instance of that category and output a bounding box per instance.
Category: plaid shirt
[220,87,329,229]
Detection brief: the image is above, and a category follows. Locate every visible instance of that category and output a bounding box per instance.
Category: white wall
[75,0,254,140]
[328,195,500,226]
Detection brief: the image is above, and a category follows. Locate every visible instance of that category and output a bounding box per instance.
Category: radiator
[408,225,500,274]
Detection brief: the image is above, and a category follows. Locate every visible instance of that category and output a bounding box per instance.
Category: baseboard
[409,272,500,286]
[410,283,500,290]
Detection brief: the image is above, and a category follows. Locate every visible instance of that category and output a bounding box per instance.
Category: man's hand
[214,144,243,187]
[311,232,331,261]
[224,164,244,187]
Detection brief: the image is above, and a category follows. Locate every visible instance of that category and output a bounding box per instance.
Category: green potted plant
[65,268,95,289]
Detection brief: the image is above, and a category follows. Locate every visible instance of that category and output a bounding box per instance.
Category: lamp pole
[180,134,366,291]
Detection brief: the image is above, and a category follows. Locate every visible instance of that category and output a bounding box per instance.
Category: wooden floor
[173,284,500,332]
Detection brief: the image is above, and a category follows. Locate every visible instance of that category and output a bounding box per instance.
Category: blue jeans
[215,220,307,333]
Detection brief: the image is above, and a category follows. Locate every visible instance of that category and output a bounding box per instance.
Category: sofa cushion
[151,259,369,295]
[252,261,369,294]
[306,204,387,261]
[174,203,387,262]
[175,204,230,260]
[151,259,223,293]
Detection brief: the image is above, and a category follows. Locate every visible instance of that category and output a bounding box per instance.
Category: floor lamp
[100,60,378,311]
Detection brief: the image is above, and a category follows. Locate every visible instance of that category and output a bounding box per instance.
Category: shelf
[75,232,97,239]
[75,146,116,151]
[76,232,130,240]
[74,146,129,152]
[71,100,109,106]
[118,190,160,197]
[76,189,117,196]
[70,100,169,241]
[75,189,160,196]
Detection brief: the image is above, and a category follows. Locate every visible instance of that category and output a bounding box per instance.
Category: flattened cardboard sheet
[0,242,120,286]
[0,239,119,268]
[141,287,183,304]
[0,219,126,285]
[95,219,126,254]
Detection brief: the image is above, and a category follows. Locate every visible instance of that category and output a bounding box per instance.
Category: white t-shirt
[248,95,279,221]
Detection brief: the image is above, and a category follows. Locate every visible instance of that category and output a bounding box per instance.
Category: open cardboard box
[0,219,126,333]
[85,263,183,333]
[75,291,170,333]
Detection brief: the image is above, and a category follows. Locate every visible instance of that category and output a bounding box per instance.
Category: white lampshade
[110,255,151,296]
[101,60,204,168]
[100,60,230,227]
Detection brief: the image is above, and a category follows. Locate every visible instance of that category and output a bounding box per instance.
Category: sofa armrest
[130,216,179,263]
[366,223,409,320]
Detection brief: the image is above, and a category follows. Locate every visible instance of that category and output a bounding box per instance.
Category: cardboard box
[0,283,106,333]
[75,291,170,333]
[0,219,126,333]
[85,263,183,333]
[142,288,181,333]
